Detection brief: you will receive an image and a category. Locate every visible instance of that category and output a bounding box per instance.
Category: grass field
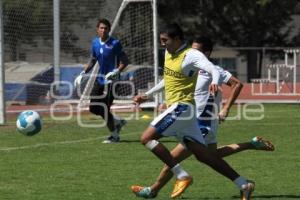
[0,104,300,200]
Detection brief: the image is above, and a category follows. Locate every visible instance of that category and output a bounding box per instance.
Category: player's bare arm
[133,94,149,104]
[133,79,165,104]
[118,51,129,71]
[84,56,97,73]
[219,76,243,122]
[209,83,219,96]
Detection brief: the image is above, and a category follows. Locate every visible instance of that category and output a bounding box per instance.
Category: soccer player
[131,36,275,199]
[132,23,254,199]
[84,18,129,143]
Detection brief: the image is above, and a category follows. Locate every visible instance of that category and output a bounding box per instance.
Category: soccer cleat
[251,136,275,151]
[115,119,127,134]
[171,176,193,199]
[131,185,157,199]
[240,180,255,200]
[102,135,120,144]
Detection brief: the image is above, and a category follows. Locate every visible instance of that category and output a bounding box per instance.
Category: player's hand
[105,69,120,81]
[218,108,229,123]
[209,84,218,96]
[133,94,148,104]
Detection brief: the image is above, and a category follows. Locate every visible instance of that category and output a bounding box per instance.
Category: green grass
[0,104,300,200]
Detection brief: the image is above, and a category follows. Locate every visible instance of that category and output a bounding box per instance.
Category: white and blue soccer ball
[16,110,42,136]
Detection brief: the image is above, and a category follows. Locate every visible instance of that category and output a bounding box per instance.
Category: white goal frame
[0,0,5,125]
[0,0,159,124]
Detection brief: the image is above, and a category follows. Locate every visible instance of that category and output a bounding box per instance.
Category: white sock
[233,176,247,190]
[171,164,189,180]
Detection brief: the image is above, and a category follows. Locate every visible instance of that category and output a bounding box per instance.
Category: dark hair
[160,23,184,40]
[193,36,214,52]
[97,18,111,30]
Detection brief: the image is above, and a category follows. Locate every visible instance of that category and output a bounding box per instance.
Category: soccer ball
[16,110,42,136]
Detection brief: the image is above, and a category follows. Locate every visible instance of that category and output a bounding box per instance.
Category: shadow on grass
[120,140,178,143]
[180,195,300,199]
[232,194,300,199]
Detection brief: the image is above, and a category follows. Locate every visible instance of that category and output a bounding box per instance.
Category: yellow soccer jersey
[164,47,198,106]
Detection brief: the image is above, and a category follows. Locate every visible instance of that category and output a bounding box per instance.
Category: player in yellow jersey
[131,36,274,200]
[131,23,254,199]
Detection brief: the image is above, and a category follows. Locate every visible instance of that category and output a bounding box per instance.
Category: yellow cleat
[170,176,193,199]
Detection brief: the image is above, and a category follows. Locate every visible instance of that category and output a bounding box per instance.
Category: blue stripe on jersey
[197,95,214,131]
[154,104,188,134]
[188,70,194,77]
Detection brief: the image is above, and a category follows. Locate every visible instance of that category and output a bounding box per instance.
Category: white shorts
[197,95,219,145]
[150,103,206,146]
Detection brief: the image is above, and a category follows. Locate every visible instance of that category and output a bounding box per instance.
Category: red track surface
[6,83,300,118]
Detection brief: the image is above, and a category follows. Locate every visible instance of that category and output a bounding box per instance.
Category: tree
[3,0,105,61]
[158,0,300,81]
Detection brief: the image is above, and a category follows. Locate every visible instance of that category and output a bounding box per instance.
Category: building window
[211,58,237,77]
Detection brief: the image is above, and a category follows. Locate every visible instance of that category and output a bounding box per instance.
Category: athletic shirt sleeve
[215,65,232,84]
[182,49,220,84]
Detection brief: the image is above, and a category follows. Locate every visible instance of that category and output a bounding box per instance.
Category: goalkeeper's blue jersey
[91,36,123,85]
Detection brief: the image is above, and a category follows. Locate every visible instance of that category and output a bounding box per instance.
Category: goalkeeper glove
[74,71,85,88]
[105,68,120,81]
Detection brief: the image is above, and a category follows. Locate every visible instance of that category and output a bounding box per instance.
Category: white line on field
[0,131,141,152]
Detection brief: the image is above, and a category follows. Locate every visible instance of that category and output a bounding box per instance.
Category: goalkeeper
[83,18,129,143]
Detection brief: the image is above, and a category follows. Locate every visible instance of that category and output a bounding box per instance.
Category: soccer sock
[111,115,121,137]
[233,176,248,190]
[171,164,189,180]
[111,129,119,137]
[113,114,122,122]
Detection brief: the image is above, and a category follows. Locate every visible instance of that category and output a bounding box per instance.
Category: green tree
[158,0,300,81]
[3,0,105,61]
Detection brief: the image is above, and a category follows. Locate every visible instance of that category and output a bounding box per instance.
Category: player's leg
[178,111,254,198]
[185,138,238,180]
[184,138,254,199]
[152,144,192,194]
[132,143,192,198]
[140,126,186,172]
[89,82,112,127]
[216,136,275,157]
[104,83,115,131]
[138,104,192,187]
[89,81,104,116]
[103,83,127,143]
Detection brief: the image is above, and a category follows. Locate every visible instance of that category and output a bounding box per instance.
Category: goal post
[111,0,159,107]
[0,0,5,125]
[0,0,160,123]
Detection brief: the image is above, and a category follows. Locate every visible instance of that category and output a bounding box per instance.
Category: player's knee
[140,133,148,145]
[162,163,171,172]
[195,153,210,163]
[89,105,98,115]
[185,139,212,162]
[89,104,106,116]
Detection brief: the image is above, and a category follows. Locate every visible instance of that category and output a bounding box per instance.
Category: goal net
[1,0,158,123]
[79,0,159,110]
